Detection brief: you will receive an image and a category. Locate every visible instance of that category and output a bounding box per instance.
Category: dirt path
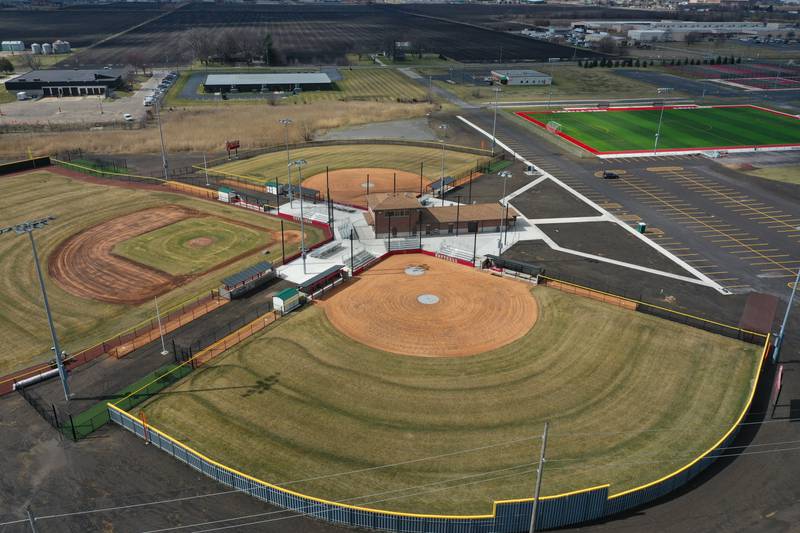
[321,254,538,357]
[49,206,195,305]
[302,167,432,208]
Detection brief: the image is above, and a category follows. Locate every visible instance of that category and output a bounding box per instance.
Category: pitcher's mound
[321,254,538,357]
[302,168,432,208]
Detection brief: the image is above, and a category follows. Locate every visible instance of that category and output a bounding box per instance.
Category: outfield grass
[0,170,323,375]
[520,106,800,153]
[141,286,761,515]
[114,217,270,276]
[213,144,485,184]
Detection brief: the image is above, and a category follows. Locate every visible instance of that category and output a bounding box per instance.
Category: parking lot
[0,70,172,126]
[462,109,800,297]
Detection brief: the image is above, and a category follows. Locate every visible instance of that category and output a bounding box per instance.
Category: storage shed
[273,287,301,315]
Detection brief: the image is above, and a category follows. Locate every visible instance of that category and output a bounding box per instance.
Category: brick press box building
[4,68,125,97]
[365,192,519,238]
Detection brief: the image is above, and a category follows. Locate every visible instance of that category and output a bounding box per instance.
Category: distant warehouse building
[4,68,125,97]
[1,41,25,52]
[490,69,552,86]
[203,72,333,94]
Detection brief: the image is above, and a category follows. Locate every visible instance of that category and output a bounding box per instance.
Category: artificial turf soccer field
[0,170,321,376]
[517,105,800,154]
[139,257,762,515]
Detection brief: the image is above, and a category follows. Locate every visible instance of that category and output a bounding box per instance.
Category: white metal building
[490,70,552,86]
[1,41,24,52]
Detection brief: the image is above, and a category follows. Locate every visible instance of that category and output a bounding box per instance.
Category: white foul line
[457,115,727,294]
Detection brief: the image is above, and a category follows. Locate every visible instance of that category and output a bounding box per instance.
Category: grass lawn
[166,68,429,107]
[140,286,761,515]
[0,170,323,376]
[426,66,665,103]
[518,106,800,153]
[213,144,485,184]
[743,165,800,186]
[113,217,271,276]
[0,84,13,104]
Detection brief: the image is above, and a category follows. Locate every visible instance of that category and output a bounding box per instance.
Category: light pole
[279,118,293,207]
[98,94,103,115]
[491,86,501,156]
[155,99,169,180]
[1,217,70,401]
[774,268,800,363]
[155,296,168,357]
[439,124,447,206]
[499,170,512,245]
[290,159,308,274]
[654,87,672,155]
[203,153,210,187]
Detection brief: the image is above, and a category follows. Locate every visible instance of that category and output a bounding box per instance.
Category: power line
[3,417,798,528]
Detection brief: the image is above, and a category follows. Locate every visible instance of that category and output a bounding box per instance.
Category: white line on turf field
[456,115,727,293]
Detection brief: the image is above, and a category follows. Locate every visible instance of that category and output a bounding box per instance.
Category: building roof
[367,192,421,211]
[222,261,272,288]
[491,69,551,78]
[298,265,345,292]
[427,203,520,223]
[275,287,299,301]
[205,73,332,86]
[8,68,124,84]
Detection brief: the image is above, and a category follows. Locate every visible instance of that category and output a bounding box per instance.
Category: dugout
[282,183,320,203]
[298,264,345,297]
[483,255,543,280]
[273,287,301,315]
[219,261,275,300]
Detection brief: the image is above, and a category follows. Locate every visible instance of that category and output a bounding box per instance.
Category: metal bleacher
[344,250,377,272]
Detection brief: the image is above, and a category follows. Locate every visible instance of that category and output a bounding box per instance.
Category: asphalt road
[463,109,800,297]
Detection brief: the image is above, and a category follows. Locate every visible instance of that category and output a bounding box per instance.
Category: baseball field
[211,144,486,199]
[139,255,761,516]
[517,105,800,154]
[0,170,322,375]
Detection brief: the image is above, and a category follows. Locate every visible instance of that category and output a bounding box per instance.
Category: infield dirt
[320,254,538,356]
[302,167,432,208]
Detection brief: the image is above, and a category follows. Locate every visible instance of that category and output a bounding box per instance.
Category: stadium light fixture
[653,88,672,155]
[774,268,800,363]
[498,170,512,246]
[155,99,169,180]
[279,118,294,207]
[0,217,70,401]
[439,124,448,206]
[491,86,502,157]
[290,159,308,274]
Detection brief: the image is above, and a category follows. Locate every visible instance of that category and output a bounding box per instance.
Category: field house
[516,104,800,156]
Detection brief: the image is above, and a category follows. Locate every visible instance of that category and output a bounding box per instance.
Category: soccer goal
[546,121,562,134]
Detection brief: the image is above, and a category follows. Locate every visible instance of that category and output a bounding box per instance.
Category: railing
[104,255,772,532]
[106,334,769,532]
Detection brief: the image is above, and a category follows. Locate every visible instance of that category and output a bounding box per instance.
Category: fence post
[68,414,78,442]
[51,404,60,428]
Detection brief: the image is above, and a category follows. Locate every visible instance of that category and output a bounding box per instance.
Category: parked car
[601,170,619,179]
[123,113,134,122]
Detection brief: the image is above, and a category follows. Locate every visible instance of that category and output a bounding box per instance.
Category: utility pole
[155,296,168,357]
[26,506,38,533]
[203,153,210,187]
[1,217,70,401]
[280,118,293,206]
[155,99,169,180]
[491,86,501,156]
[529,421,549,533]
[290,159,308,274]
[774,268,800,363]
[653,88,672,155]
[439,124,448,206]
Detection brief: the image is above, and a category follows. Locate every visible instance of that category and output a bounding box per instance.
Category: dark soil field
[0,3,166,48]
[68,3,595,66]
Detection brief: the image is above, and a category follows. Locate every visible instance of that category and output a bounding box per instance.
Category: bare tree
[22,53,42,71]
[685,32,703,45]
[238,28,263,64]
[124,51,148,75]
[216,28,240,64]
[596,36,619,55]
[184,28,217,66]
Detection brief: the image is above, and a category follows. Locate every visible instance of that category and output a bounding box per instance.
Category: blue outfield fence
[106,328,770,532]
